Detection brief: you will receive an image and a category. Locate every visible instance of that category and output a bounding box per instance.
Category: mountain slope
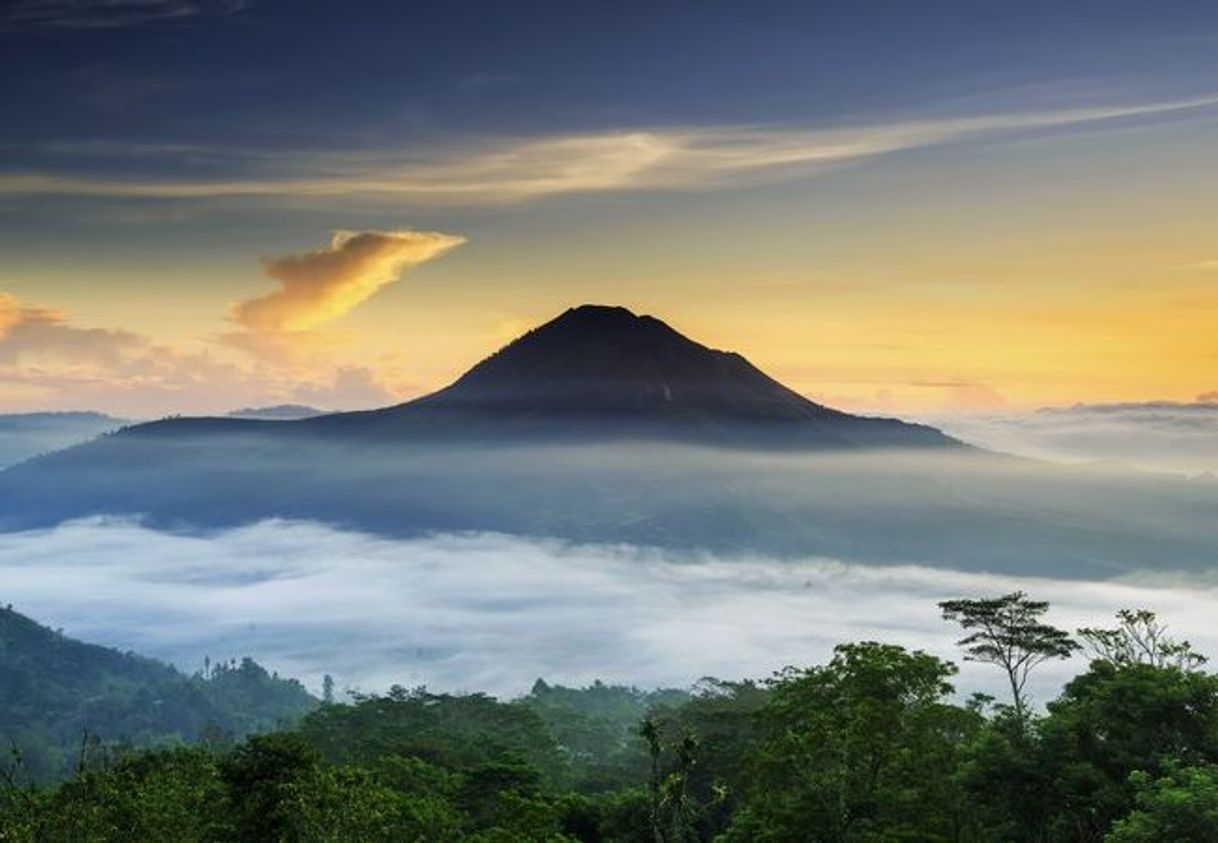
[0,605,316,780]
[0,412,127,468]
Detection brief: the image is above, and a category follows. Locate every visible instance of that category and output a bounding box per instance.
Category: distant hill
[0,411,127,468]
[0,605,316,780]
[226,404,325,420]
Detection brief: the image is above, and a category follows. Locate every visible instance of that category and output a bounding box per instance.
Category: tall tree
[1078,608,1208,671]
[940,592,1079,722]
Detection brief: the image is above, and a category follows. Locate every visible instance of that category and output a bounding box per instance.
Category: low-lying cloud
[928,401,1218,476]
[3,519,1217,705]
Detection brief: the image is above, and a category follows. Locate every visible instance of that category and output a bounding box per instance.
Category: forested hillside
[0,606,316,779]
[4,597,1218,840]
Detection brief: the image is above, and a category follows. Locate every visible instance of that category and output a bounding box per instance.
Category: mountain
[0,306,1215,576]
[0,605,316,780]
[0,411,128,468]
[303,305,959,448]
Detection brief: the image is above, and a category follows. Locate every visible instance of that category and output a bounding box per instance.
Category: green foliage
[725,642,981,842]
[221,732,320,840]
[1106,764,1218,842]
[1,747,230,842]
[1038,661,1218,839]
[300,685,564,782]
[282,765,465,842]
[522,679,688,793]
[0,605,316,780]
[8,598,1218,841]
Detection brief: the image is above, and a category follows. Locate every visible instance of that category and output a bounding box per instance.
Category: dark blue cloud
[5,0,1218,148]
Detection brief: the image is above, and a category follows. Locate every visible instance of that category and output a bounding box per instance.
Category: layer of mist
[928,402,1218,475]
[3,519,1216,705]
[3,438,1216,578]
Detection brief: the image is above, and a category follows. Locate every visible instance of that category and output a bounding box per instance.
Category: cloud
[230,230,465,338]
[3,95,1216,205]
[0,293,141,365]
[0,291,401,416]
[0,0,246,31]
[291,365,396,410]
[2,519,1218,701]
[925,401,1218,475]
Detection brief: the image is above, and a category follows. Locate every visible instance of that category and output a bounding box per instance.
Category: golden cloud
[231,230,465,336]
[0,293,141,365]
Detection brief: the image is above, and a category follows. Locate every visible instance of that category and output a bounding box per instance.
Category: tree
[1079,609,1207,671]
[1037,661,1218,839]
[220,732,319,841]
[639,717,699,843]
[3,748,231,842]
[1106,764,1218,842]
[725,642,979,842]
[282,765,464,842]
[940,592,1080,722]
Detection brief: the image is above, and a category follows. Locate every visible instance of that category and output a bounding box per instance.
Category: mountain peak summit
[519,304,688,347]
[422,303,818,421]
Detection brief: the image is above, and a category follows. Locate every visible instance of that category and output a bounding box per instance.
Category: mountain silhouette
[302,305,959,448]
[425,304,860,419]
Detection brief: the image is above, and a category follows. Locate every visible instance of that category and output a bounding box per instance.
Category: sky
[2,0,1218,416]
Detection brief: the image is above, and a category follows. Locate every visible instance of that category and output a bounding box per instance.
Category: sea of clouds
[4,518,1217,707]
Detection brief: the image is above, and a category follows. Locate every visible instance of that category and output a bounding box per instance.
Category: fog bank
[3,519,1217,705]
[928,402,1218,475]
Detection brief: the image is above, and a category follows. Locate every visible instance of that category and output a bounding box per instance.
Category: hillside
[0,605,316,780]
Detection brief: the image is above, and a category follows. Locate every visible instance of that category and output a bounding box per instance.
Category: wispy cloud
[0,0,246,31]
[3,95,1215,205]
